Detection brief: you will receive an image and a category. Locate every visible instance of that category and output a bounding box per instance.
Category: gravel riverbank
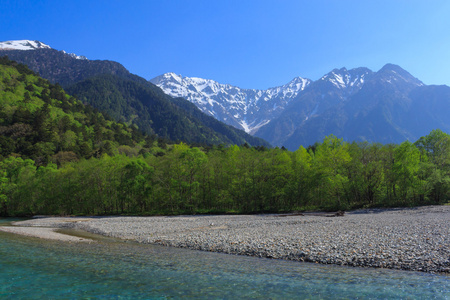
[0,226,93,242]
[7,206,450,273]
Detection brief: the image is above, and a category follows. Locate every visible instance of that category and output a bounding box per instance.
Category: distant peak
[327,66,373,76]
[165,72,179,77]
[287,76,311,84]
[160,72,182,80]
[271,76,311,91]
[150,72,183,85]
[335,67,348,72]
[377,63,423,86]
[0,40,51,50]
[319,66,372,90]
[379,63,405,73]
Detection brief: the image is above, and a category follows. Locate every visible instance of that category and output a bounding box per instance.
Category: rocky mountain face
[153,65,450,150]
[150,73,311,134]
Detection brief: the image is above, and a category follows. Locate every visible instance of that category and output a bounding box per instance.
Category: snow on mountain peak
[61,50,88,60]
[165,72,182,80]
[0,40,88,60]
[320,67,371,90]
[151,73,311,133]
[151,64,430,147]
[0,40,51,50]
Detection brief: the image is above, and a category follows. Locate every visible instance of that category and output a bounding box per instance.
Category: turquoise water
[0,218,448,299]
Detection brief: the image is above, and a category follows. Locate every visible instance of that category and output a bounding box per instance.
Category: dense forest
[1,130,449,217]
[0,57,449,217]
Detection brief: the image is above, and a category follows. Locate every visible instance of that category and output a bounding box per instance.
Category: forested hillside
[2,49,270,147]
[0,57,159,164]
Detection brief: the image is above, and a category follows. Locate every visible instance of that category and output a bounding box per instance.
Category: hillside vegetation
[0,57,160,164]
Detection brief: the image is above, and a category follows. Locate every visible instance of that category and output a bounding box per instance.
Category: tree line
[1,130,449,216]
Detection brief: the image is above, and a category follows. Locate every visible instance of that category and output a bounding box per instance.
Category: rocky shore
[5,206,450,273]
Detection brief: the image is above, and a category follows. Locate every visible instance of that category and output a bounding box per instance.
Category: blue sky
[2,0,450,89]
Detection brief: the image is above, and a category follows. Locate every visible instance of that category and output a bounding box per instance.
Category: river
[0,218,448,299]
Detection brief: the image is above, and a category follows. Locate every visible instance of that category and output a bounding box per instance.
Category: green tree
[345,142,385,207]
[287,146,313,209]
[176,145,207,212]
[118,159,154,212]
[0,170,8,216]
[392,141,421,205]
[313,135,352,209]
[415,129,450,203]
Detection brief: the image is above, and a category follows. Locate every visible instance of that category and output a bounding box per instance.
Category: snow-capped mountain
[0,40,87,60]
[150,67,370,134]
[150,73,311,133]
[152,65,449,150]
[0,40,51,50]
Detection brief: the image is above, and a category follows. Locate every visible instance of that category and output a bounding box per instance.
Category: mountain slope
[5,40,448,150]
[0,40,269,147]
[66,74,270,146]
